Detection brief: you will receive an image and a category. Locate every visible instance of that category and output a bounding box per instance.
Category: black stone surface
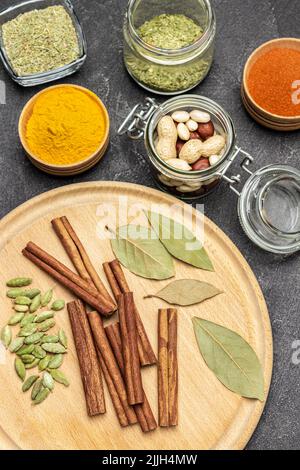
[0,0,299,450]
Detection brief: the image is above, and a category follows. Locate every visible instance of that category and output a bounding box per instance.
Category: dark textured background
[0,0,299,450]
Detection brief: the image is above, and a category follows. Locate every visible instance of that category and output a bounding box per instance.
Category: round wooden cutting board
[0,182,273,450]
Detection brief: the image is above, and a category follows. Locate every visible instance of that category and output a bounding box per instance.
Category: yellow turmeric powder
[26,86,107,165]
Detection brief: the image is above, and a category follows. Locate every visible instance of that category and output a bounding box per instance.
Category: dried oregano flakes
[1,6,80,76]
[138,14,203,50]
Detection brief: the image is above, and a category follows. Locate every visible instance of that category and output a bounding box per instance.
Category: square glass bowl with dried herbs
[0,1,86,85]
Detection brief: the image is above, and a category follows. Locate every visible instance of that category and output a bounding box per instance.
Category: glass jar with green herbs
[123,0,216,95]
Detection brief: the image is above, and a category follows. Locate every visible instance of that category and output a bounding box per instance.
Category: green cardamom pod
[38,319,56,333]
[33,345,46,359]
[7,288,26,299]
[40,335,59,344]
[39,355,51,371]
[35,311,54,323]
[33,387,50,405]
[31,378,43,400]
[9,337,25,353]
[48,354,63,369]
[42,343,67,354]
[20,314,36,327]
[14,296,32,306]
[41,289,54,307]
[30,294,41,313]
[18,324,38,337]
[14,305,29,313]
[21,354,35,364]
[7,289,40,299]
[51,300,65,311]
[24,358,40,369]
[15,357,26,381]
[58,329,68,349]
[24,332,44,345]
[1,325,12,348]
[50,369,69,387]
[7,278,32,288]
[24,289,41,299]
[43,371,54,391]
[8,312,25,326]
[16,344,35,356]
[22,375,39,392]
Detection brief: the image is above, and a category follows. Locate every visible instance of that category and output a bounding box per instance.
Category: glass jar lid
[238,164,300,254]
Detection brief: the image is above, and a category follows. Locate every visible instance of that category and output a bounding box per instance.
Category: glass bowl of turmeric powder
[242,38,300,131]
[18,84,110,175]
[0,0,87,87]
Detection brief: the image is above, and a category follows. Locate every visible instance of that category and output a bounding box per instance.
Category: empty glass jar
[237,164,300,254]
[123,0,216,95]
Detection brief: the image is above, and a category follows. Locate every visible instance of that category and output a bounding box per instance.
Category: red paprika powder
[247,47,300,117]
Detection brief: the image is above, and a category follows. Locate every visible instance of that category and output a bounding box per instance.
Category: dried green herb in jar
[138,14,202,49]
[124,14,212,93]
[126,55,210,93]
[1,6,80,76]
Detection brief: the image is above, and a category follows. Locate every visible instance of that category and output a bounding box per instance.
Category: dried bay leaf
[145,279,222,306]
[193,317,264,401]
[109,225,175,280]
[146,211,214,272]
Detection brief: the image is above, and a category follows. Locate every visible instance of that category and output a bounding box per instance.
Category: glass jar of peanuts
[118,94,300,253]
[118,95,240,200]
[123,0,216,95]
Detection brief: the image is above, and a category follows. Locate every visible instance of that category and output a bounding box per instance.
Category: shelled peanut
[155,109,227,195]
[156,116,177,161]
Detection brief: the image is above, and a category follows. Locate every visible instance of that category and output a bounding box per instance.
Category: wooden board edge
[0,181,274,450]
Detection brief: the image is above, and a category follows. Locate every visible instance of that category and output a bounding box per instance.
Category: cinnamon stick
[109,259,130,292]
[105,260,156,366]
[88,311,137,426]
[67,300,106,416]
[105,322,124,372]
[52,218,93,285]
[118,293,144,405]
[158,308,178,427]
[134,301,157,366]
[158,309,169,427]
[22,245,113,316]
[52,216,115,307]
[106,323,157,433]
[97,350,130,427]
[26,242,99,296]
[168,309,178,427]
[103,262,122,300]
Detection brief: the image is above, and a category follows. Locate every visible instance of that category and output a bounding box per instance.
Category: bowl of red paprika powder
[242,38,300,131]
